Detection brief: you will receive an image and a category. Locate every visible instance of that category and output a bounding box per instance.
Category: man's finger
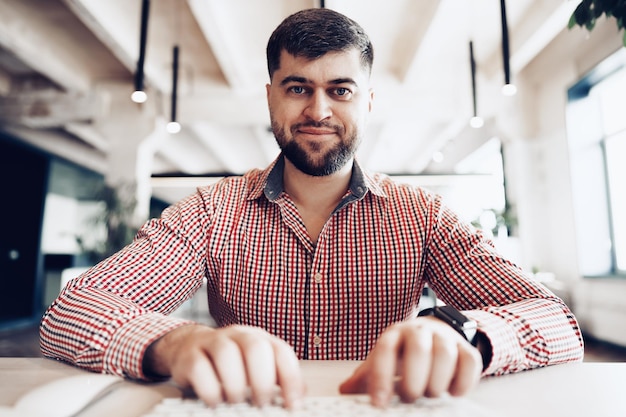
[237,334,278,406]
[365,325,403,407]
[272,337,305,409]
[448,341,482,396]
[204,333,249,404]
[398,326,432,402]
[338,361,369,394]
[181,352,224,407]
[424,331,458,397]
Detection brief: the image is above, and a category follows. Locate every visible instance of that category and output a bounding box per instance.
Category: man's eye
[289,86,306,94]
[334,87,352,98]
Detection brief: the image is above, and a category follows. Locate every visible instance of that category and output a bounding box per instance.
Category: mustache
[291,121,342,132]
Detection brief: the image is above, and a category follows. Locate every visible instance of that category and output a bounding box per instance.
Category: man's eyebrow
[278,76,359,87]
[279,76,309,86]
[329,78,358,86]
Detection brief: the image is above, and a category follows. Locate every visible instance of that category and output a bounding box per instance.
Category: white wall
[506,19,626,345]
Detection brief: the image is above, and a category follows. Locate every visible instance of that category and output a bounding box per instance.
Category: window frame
[567,48,626,278]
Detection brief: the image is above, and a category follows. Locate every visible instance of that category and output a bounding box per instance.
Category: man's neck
[282,158,353,244]
[282,158,353,210]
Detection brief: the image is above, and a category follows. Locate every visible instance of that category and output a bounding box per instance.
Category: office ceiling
[0,0,582,182]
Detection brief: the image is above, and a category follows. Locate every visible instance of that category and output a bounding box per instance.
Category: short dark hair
[266,8,374,80]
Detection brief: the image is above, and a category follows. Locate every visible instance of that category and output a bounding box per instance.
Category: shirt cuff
[463,309,527,376]
[103,312,194,380]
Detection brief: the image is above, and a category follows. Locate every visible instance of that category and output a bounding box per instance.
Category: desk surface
[1,358,625,417]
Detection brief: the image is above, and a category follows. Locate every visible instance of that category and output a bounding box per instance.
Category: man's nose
[303,91,332,121]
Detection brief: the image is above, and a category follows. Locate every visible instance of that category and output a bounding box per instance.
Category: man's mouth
[297,127,337,136]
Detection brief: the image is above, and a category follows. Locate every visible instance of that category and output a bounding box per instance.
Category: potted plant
[75,182,138,265]
[569,0,626,46]
[59,183,138,292]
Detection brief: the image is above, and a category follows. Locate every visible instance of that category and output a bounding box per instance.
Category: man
[40,8,583,409]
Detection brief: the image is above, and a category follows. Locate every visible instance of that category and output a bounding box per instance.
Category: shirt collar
[246,154,388,201]
[263,155,285,201]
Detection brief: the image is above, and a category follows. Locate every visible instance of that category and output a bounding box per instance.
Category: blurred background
[0,0,625,359]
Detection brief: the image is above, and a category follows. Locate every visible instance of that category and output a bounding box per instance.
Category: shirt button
[313,335,322,346]
[313,272,323,284]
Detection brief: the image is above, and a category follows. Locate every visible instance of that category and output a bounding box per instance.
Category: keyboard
[141,395,496,416]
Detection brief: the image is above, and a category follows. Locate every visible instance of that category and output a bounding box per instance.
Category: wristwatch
[418,305,478,345]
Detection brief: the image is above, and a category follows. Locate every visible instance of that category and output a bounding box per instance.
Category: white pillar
[94,82,158,225]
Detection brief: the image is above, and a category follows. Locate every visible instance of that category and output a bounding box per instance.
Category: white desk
[1,358,625,417]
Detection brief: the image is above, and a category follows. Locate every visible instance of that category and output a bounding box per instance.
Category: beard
[271,119,360,177]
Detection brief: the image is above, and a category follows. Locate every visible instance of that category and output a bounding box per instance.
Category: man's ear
[266,83,271,106]
[368,88,374,113]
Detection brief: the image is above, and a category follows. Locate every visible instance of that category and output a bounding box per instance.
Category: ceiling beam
[187,0,310,91]
[0,0,92,92]
[64,122,109,152]
[61,0,136,72]
[389,0,440,82]
[480,0,575,80]
[0,90,103,128]
[63,0,173,94]
[187,0,252,90]
[510,1,580,73]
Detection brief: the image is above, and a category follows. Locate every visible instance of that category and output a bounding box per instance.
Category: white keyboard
[141,395,496,416]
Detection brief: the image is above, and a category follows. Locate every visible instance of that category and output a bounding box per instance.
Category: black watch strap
[418,305,478,345]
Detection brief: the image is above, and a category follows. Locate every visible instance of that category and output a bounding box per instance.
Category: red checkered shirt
[40,156,583,380]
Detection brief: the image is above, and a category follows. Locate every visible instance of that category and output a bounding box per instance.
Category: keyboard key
[141,395,496,417]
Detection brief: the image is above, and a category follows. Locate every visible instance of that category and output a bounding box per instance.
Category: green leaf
[593,5,605,18]
[623,29,626,46]
[574,2,591,26]
[568,13,578,29]
[586,19,597,30]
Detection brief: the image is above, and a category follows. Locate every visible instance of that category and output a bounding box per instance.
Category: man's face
[266,49,373,176]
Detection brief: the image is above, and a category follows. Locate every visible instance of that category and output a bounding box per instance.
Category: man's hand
[143,324,304,408]
[338,316,483,407]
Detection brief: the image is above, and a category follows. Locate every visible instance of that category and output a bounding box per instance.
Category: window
[567,48,626,277]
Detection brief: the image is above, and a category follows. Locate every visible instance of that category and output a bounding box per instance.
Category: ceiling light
[168,45,180,133]
[470,116,484,128]
[166,121,181,134]
[500,0,516,97]
[502,83,518,96]
[131,90,147,103]
[132,0,150,103]
[468,41,483,128]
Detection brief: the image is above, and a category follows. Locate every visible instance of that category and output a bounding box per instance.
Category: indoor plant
[569,0,626,46]
[75,182,138,265]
